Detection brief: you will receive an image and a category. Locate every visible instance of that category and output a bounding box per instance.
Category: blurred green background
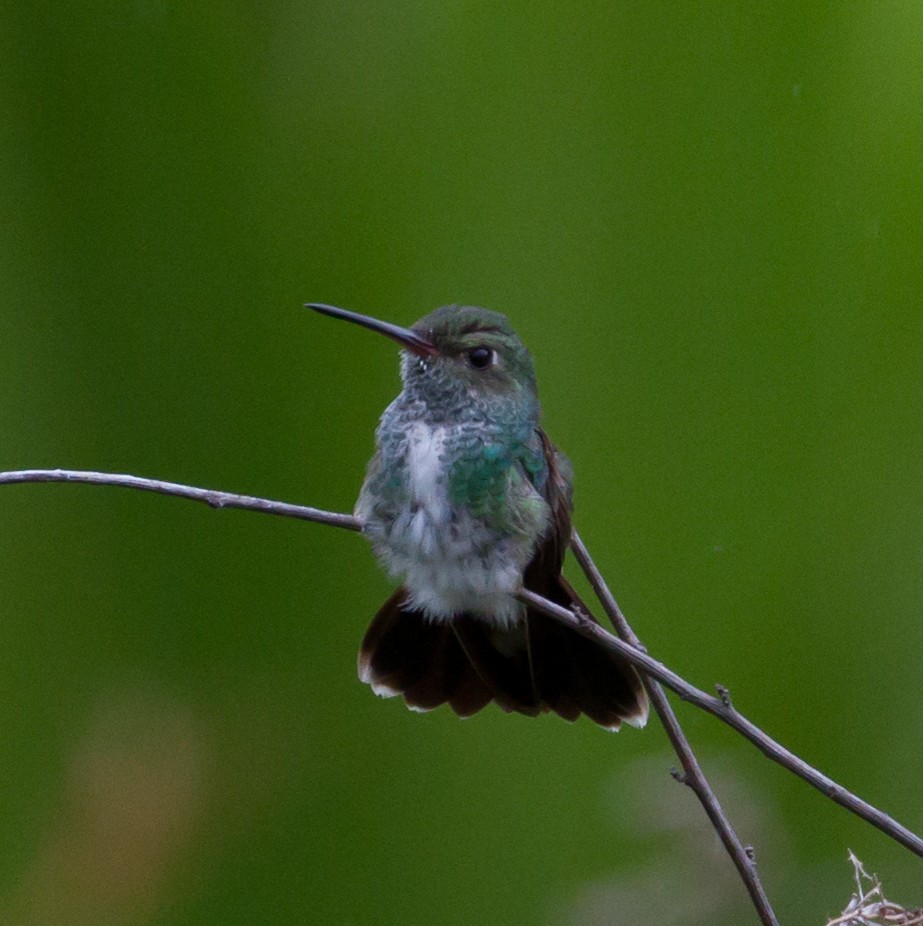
[2,4,922,924]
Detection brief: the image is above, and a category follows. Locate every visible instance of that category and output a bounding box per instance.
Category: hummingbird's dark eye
[466,346,495,370]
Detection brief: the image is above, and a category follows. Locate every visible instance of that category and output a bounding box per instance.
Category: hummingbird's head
[306,302,538,403]
[406,304,537,398]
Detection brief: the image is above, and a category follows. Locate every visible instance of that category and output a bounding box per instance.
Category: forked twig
[569,530,776,925]
[3,469,920,853]
[563,531,923,856]
[516,586,923,858]
[3,467,923,922]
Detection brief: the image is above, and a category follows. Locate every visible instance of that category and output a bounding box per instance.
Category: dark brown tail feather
[358,584,649,730]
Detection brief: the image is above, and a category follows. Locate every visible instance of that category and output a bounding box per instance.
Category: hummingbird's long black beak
[305,303,439,357]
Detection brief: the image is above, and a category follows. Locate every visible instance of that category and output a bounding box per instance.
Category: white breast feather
[408,422,447,519]
[374,422,529,626]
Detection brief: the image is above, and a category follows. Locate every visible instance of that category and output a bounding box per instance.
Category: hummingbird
[307,302,648,731]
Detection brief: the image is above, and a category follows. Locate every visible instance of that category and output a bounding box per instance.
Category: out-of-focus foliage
[2,5,922,924]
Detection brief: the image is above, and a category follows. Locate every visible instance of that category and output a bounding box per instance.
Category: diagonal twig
[569,529,777,926]
[565,531,923,857]
[2,468,922,864]
[516,584,923,859]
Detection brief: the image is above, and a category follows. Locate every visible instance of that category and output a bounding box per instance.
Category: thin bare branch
[0,468,360,531]
[517,585,923,857]
[2,467,922,864]
[566,533,923,858]
[570,531,777,926]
